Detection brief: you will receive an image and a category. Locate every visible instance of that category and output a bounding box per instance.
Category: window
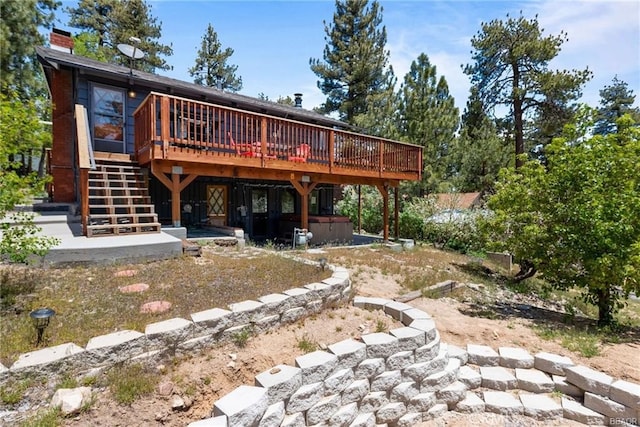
[252,189,268,214]
[92,85,125,152]
[309,189,320,215]
[281,190,295,214]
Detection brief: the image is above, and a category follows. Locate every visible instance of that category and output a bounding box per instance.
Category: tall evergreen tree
[310,0,392,124]
[352,70,399,139]
[464,13,591,168]
[67,0,173,72]
[453,88,510,194]
[398,53,459,194]
[0,0,59,99]
[188,24,242,92]
[66,0,113,48]
[594,76,640,135]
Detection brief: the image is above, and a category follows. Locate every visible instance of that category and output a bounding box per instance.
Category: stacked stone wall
[0,267,352,387]
[200,296,640,427]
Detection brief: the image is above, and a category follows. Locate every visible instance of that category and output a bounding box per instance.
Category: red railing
[133,92,421,180]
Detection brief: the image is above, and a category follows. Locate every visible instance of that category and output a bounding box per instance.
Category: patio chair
[228,132,276,159]
[288,143,310,162]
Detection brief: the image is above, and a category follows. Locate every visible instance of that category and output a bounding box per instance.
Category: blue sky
[55,0,640,114]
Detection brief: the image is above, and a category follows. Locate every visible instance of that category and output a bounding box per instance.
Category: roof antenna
[117,37,145,75]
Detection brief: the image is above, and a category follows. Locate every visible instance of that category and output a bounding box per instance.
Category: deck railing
[74,104,95,235]
[133,92,422,180]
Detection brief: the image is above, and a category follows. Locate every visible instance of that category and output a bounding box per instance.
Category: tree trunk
[514,259,536,282]
[512,64,525,169]
[596,286,614,326]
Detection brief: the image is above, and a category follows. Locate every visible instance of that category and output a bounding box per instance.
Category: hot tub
[279,215,353,245]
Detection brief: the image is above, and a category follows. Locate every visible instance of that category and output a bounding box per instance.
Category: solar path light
[29,308,55,346]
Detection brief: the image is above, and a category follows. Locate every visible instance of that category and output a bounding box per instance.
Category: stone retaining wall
[198,296,640,427]
[0,266,352,387]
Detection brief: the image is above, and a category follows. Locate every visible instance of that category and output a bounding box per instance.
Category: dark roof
[36,46,348,129]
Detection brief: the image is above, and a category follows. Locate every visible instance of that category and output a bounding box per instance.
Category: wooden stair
[86,161,161,237]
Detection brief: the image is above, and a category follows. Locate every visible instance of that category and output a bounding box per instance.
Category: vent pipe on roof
[294,93,303,108]
[50,28,74,54]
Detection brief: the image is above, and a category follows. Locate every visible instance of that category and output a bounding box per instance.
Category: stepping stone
[565,365,613,396]
[114,269,137,277]
[584,391,637,421]
[610,379,640,410]
[552,375,583,397]
[118,283,149,293]
[515,368,554,393]
[499,346,534,368]
[483,391,523,415]
[467,344,499,366]
[480,366,517,390]
[519,394,562,420]
[458,365,482,389]
[455,391,485,413]
[140,300,172,313]
[534,352,573,375]
[447,344,468,365]
[562,397,607,425]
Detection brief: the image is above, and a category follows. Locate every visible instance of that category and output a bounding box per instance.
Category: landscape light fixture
[29,308,55,346]
[318,257,327,271]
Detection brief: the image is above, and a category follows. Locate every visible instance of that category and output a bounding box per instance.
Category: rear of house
[37,30,422,243]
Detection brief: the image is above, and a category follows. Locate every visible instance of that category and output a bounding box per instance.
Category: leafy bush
[397,196,437,241]
[336,185,383,234]
[423,212,484,254]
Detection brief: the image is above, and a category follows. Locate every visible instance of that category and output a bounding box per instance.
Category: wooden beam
[151,162,173,190]
[290,178,317,231]
[179,174,198,192]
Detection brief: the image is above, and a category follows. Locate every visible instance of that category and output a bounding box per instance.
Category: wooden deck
[133,92,422,185]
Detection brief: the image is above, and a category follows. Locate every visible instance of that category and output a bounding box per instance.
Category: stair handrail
[75,104,94,235]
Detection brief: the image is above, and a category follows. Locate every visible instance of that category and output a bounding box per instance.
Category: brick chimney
[50,28,74,54]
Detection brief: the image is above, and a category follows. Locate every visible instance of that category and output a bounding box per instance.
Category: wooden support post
[357,185,362,234]
[301,182,309,230]
[151,162,198,228]
[171,171,181,227]
[376,183,389,242]
[290,176,317,231]
[80,168,88,236]
[394,186,399,240]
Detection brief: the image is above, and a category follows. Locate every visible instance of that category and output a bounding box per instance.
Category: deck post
[171,170,181,227]
[376,183,389,242]
[290,176,317,232]
[394,186,399,239]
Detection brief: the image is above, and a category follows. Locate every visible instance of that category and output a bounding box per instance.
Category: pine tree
[594,76,640,135]
[0,0,58,99]
[464,13,591,168]
[310,0,392,124]
[188,24,242,92]
[454,88,510,194]
[67,0,173,72]
[66,0,114,48]
[398,53,459,194]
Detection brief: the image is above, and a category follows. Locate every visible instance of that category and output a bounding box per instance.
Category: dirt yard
[5,245,640,426]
